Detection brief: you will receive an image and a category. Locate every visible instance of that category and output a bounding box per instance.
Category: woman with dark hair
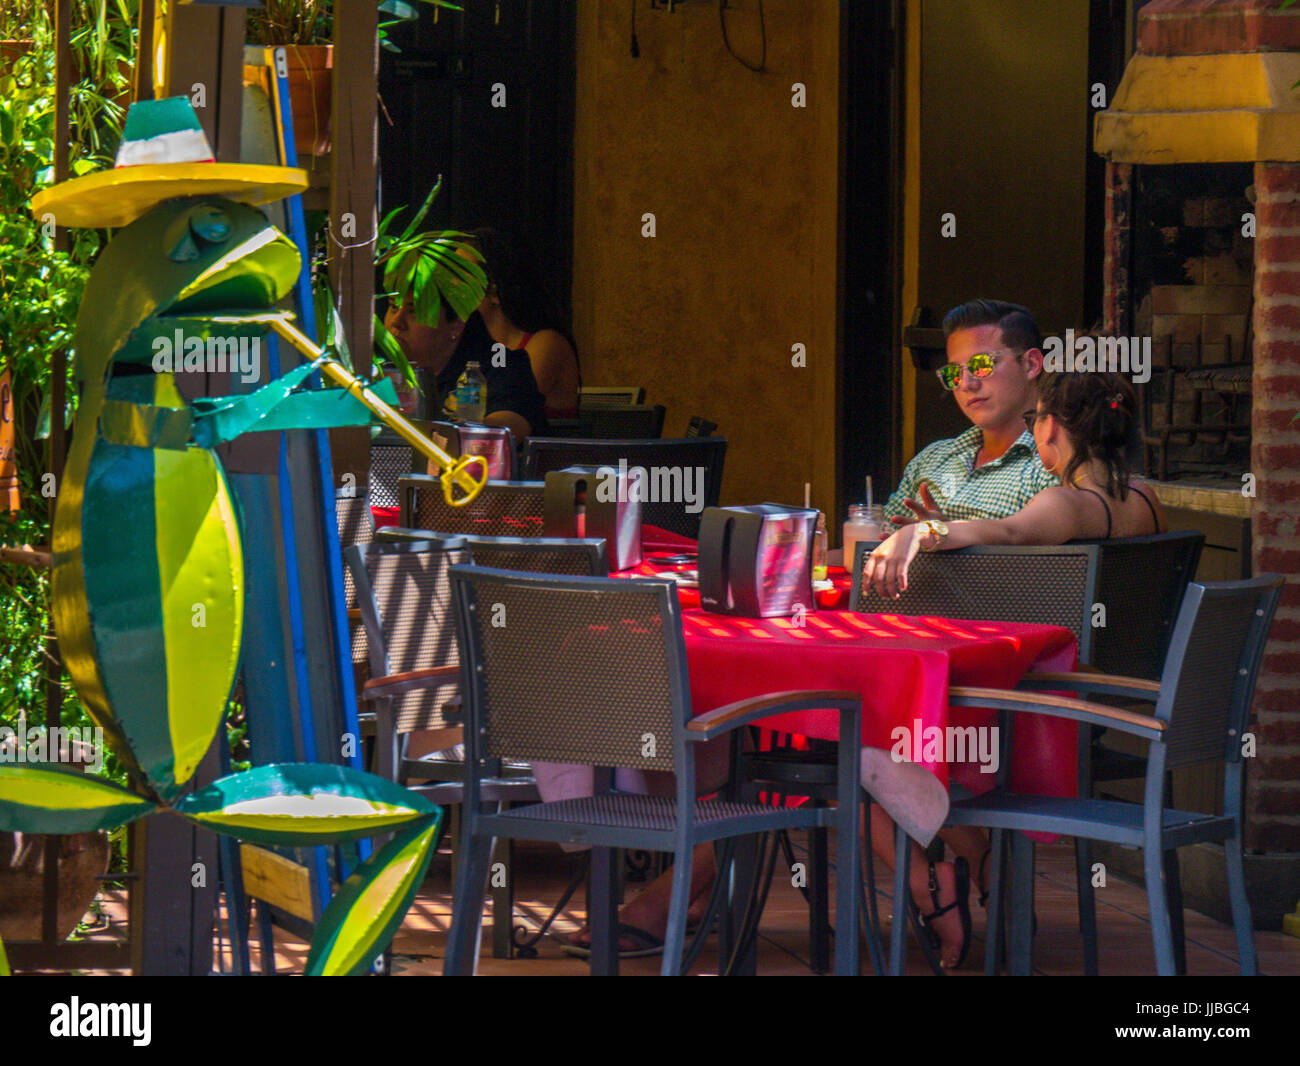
[466,228,582,419]
[862,369,1166,969]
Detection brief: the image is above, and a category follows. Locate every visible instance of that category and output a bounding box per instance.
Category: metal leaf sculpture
[1,98,456,974]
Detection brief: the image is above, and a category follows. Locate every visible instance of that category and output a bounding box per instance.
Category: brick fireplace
[1096,0,1300,922]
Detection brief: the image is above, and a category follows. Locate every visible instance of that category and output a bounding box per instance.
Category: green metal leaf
[175,763,439,846]
[0,765,155,834]
[304,813,443,976]
[0,932,9,976]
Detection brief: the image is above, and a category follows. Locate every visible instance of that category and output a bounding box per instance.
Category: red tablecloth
[678,609,1077,800]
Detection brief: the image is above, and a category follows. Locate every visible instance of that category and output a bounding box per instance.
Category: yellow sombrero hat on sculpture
[31,96,308,229]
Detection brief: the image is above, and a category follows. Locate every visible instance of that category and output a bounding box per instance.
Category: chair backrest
[1080,531,1204,680]
[851,542,1100,661]
[450,566,688,774]
[576,404,667,440]
[579,385,645,407]
[370,433,414,509]
[462,534,609,576]
[399,474,546,538]
[1155,575,1283,773]
[345,538,468,734]
[378,528,609,577]
[335,490,376,609]
[519,436,728,540]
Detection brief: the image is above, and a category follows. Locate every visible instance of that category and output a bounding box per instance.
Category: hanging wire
[719,0,765,73]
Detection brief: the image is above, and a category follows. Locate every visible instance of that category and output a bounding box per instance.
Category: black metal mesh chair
[345,538,469,779]
[370,432,414,509]
[443,566,864,975]
[398,474,546,538]
[335,490,376,684]
[379,528,609,577]
[345,538,541,960]
[945,576,1282,975]
[848,542,1099,972]
[851,542,1100,658]
[577,404,667,439]
[1070,531,1204,973]
[579,386,645,407]
[519,437,727,540]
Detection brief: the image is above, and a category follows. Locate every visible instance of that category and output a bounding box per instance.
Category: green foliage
[372,177,487,386]
[247,0,463,50]
[0,0,137,793]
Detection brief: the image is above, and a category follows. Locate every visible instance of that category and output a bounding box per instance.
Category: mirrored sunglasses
[935,350,1017,391]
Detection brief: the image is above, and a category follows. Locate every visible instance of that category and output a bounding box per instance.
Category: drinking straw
[865,476,873,511]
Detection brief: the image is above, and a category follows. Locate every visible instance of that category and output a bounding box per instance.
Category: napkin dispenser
[426,421,516,480]
[543,465,642,571]
[698,504,817,617]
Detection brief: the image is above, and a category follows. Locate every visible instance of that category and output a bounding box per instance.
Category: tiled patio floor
[211,837,1300,976]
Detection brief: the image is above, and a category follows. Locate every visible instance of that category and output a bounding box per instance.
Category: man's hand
[889,482,948,527]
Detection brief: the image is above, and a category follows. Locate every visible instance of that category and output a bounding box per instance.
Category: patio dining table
[627,555,1080,845]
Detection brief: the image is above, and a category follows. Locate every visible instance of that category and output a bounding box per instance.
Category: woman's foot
[912,858,972,970]
[564,877,714,952]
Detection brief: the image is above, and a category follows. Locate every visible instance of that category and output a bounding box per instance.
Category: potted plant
[315,177,486,387]
[246,0,461,158]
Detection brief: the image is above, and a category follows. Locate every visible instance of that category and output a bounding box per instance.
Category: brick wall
[1250,161,1300,850]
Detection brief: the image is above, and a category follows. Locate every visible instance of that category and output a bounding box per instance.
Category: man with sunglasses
[383,296,548,441]
[884,299,1058,528]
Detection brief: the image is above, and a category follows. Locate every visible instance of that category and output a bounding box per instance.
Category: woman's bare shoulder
[526,329,576,359]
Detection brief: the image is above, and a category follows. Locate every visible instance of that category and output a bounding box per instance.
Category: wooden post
[330,0,378,367]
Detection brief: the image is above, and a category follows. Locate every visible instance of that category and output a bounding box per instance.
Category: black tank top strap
[1078,486,1113,539]
[1131,484,1161,534]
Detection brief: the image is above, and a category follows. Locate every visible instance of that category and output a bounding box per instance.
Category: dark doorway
[842,0,905,510]
[377,0,576,324]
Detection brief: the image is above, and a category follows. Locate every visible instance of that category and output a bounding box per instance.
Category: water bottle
[451,360,487,423]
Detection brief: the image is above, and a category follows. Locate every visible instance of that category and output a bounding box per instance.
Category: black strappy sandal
[916,857,972,970]
[977,847,992,909]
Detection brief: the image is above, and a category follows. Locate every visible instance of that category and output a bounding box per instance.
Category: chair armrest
[687,690,860,742]
[1015,671,1161,701]
[948,686,1165,740]
[362,665,460,701]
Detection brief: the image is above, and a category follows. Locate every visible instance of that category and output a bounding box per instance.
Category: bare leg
[939,825,990,898]
[867,803,968,968]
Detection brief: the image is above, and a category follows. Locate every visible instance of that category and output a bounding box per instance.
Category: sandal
[916,858,972,970]
[560,922,666,960]
[977,847,992,909]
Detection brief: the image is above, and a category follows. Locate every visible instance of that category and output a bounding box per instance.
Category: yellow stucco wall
[571,0,841,516]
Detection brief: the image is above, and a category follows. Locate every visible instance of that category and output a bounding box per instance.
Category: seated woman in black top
[382,296,548,441]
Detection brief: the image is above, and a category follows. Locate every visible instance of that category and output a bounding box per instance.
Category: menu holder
[425,421,516,480]
[543,465,642,571]
[698,504,817,618]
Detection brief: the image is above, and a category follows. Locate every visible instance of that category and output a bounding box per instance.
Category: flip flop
[560,922,666,960]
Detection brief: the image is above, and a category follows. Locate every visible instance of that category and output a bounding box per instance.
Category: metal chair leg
[1076,837,1099,975]
[1008,832,1034,976]
[1223,833,1257,975]
[661,842,695,976]
[1163,846,1187,976]
[889,825,910,975]
[984,829,1006,976]
[1144,843,1177,976]
[444,831,493,976]
[589,846,620,976]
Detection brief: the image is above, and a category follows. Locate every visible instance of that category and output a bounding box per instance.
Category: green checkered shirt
[883,426,1060,522]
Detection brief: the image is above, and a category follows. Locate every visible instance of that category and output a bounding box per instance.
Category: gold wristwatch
[918,519,949,550]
